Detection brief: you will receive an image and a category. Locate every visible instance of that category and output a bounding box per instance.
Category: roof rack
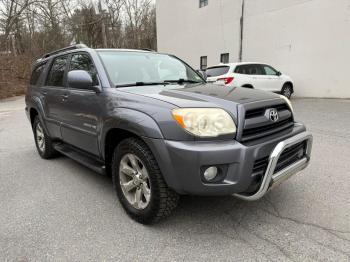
[141,48,155,52]
[41,44,88,59]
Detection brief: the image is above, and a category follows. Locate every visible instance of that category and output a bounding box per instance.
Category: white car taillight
[217,77,234,85]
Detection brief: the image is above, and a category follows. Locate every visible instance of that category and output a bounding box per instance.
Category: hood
[119,83,281,108]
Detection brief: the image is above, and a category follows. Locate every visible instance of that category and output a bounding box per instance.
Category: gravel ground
[0,96,349,261]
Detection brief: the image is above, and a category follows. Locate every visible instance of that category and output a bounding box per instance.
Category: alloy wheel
[36,122,45,152]
[119,153,151,210]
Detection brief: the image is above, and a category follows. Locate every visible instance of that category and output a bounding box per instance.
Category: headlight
[172,108,236,137]
[280,95,294,112]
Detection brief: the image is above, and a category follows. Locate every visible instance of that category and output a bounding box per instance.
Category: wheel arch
[283,81,294,92]
[101,109,164,173]
[242,84,254,89]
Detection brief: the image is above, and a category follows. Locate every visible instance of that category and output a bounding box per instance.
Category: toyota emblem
[269,109,279,122]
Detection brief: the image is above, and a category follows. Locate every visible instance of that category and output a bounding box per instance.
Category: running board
[53,143,106,175]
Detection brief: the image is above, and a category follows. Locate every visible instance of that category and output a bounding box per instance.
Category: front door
[60,52,101,156]
[261,64,284,92]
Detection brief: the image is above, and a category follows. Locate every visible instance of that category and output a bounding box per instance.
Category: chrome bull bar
[234,131,313,201]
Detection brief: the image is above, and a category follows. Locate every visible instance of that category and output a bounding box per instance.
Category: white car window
[263,65,278,76]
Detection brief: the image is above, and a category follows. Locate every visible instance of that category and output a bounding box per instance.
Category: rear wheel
[33,116,57,159]
[112,138,179,224]
[281,84,293,99]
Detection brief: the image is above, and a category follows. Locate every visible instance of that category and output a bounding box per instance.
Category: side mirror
[276,71,282,76]
[197,70,207,80]
[67,70,101,93]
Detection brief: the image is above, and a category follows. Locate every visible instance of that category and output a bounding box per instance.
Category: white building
[156,0,350,98]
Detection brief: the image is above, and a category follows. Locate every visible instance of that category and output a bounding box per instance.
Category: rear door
[60,52,101,156]
[237,64,266,90]
[41,55,69,139]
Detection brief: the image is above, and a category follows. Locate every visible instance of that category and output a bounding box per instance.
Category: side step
[53,143,106,175]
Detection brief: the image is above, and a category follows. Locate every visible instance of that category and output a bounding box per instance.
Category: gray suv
[25,45,313,224]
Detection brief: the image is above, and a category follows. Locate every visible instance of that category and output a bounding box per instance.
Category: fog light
[203,166,218,181]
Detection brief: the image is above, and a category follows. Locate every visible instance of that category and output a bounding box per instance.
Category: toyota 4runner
[25,45,313,224]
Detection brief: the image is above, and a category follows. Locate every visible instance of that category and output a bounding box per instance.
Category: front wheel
[281,84,293,99]
[112,138,179,224]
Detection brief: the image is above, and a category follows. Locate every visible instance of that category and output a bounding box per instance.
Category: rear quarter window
[30,63,46,85]
[206,66,230,77]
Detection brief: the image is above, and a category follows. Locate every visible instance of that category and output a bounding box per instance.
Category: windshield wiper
[116,81,171,88]
[164,79,203,84]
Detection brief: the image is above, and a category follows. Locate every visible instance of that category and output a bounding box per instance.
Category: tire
[33,116,57,159]
[112,138,179,224]
[281,84,293,99]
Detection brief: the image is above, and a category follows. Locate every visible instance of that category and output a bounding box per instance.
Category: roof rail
[41,44,88,59]
[141,48,155,52]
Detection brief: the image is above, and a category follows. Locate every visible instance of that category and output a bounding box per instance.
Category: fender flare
[28,96,50,134]
[100,108,164,159]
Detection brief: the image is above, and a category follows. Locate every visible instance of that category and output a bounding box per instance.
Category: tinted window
[46,56,68,86]
[69,53,99,86]
[235,64,263,75]
[30,63,46,85]
[263,65,278,75]
[206,66,230,77]
[249,65,264,75]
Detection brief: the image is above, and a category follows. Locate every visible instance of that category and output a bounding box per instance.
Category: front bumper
[144,123,313,199]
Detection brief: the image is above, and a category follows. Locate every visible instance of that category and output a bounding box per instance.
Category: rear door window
[46,56,68,87]
[235,64,264,75]
[248,64,264,75]
[206,66,230,77]
[30,63,46,85]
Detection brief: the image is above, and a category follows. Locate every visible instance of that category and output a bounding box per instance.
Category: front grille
[241,103,294,142]
[252,140,307,175]
[245,104,289,119]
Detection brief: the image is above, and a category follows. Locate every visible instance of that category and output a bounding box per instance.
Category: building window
[200,56,207,70]
[221,53,229,63]
[199,0,208,8]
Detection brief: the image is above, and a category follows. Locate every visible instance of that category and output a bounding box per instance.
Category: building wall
[156,0,350,98]
[156,0,243,68]
[243,0,350,98]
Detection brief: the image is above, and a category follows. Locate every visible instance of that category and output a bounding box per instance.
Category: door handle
[41,91,47,96]
[61,94,69,101]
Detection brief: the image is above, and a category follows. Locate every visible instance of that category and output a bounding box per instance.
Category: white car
[205,63,294,98]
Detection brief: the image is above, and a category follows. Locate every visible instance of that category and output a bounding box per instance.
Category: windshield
[98,51,204,86]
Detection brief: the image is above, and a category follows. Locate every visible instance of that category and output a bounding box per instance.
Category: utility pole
[94,0,108,48]
[101,14,108,48]
[100,0,108,48]
[239,0,245,62]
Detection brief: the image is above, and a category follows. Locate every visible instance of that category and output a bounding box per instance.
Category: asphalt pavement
[0,96,349,261]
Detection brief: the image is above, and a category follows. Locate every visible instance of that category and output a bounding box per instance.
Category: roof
[207,62,267,68]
